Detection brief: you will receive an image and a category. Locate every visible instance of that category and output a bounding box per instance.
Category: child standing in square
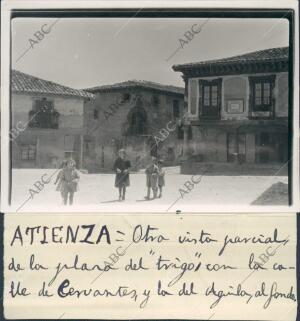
[54,159,68,204]
[113,149,131,201]
[61,159,80,205]
[145,156,159,199]
[157,159,165,198]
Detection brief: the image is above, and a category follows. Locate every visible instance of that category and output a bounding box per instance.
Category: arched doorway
[126,106,148,136]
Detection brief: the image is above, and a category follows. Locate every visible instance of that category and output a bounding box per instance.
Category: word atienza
[10,225,111,246]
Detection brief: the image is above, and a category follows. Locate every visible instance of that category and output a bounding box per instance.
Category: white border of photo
[1,0,299,213]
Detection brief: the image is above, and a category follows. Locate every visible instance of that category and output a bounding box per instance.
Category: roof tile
[12,69,94,99]
[85,80,184,95]
[173,46,289,71]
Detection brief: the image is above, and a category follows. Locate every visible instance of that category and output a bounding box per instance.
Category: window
[173,100,180,118]
[29,98,59,129]
[93,109,99,120]
[249,75,275,117]
[152,95,160,107]
[200,79,222,118]
[127,107,147,136]
[121,93,131,103]
[254,82,271,109]
[203,85,218,107]
[21,144,36,160]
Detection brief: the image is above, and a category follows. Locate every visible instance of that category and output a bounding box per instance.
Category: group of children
[113,149,165,201]
[54,149,165,204]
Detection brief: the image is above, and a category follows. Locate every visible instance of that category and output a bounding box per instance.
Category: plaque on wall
[227,99,244,113]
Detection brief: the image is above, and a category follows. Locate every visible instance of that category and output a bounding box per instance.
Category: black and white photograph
[1,3,298,212]
[0,2,299,321]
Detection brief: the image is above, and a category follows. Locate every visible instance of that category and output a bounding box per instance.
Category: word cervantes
[10,224,111,246]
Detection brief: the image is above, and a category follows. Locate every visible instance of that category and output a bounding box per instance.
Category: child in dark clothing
[113,149,131,201]
[145,157,159,200]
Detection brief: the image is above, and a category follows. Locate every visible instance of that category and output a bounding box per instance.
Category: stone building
[83,80,185,172]
[173,46,290,175]
[11,69,94,168]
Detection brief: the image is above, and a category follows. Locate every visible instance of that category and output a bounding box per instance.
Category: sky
[11,17,289,89]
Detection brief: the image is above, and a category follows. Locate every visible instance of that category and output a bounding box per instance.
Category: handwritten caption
[5,214,296,320]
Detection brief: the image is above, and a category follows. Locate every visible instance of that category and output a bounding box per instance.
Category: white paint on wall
[188,71,289,119]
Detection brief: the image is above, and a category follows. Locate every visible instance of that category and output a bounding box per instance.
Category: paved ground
[11,168,289,212]
[251,181,289,205]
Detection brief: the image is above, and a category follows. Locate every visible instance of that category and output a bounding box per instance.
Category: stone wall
[11,93,86,168]
[83,88,185,172]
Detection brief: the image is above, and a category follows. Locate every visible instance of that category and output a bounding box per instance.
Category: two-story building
[84,80,185,172]
[11,69,94,168]
[173,46,290,175]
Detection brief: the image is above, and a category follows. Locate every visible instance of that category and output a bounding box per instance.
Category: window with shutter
[199,79,222,119]
[29,98,59,129]
[249,75,275,118]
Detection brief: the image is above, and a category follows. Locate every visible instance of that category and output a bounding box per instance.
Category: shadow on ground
[251,182,289,206]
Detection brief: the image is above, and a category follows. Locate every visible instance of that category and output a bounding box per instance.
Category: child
[157,159,165,198]
[54,160,67,204]
[61,159,80,205]
[145,157,159,200]
[113,149,131,201]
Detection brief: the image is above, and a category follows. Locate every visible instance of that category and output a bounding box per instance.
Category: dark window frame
[249,75,276,119]
[199,78,222,119]
[29,97,59,129]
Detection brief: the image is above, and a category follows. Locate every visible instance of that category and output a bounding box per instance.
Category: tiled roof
[173,46,289,71]
[85,80,184,95]
[12,69,94,99]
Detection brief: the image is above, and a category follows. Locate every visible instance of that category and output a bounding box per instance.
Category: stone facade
[83,85,185,172]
